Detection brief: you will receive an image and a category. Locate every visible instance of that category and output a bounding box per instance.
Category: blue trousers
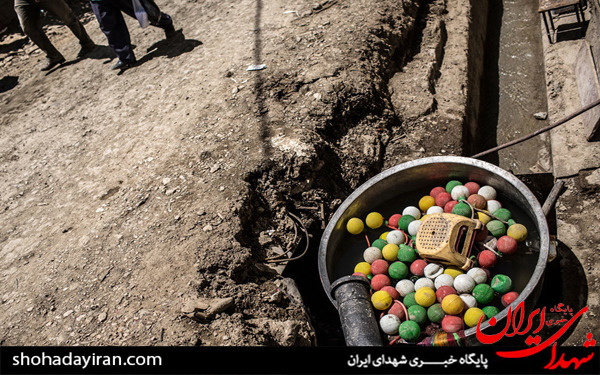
[90,0,173,62]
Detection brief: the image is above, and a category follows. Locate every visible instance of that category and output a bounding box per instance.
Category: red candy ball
[481,267,491,280]
[436,285,457,303]
[388,301,406,320]
[371,259,389,275]
[430,186,446,199]
[475,226,489,242]
[435,192,452,208]
[371,274,391,291]
[382,285,400,300]
[353,272,368,278]
[478,250,498,268]
[444,200,459,213]
[442,315,464,333]
[464,182,481,196]
[410,259,428,277]
[388,214,402,228]
[502,291,519,307]
[497,235,518,255]
[467,194,487,210]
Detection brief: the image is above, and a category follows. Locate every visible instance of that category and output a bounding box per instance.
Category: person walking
[89,0,176,71]
[14,0,96,71]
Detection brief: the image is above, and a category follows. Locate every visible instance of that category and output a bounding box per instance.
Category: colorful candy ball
[460,294,477,310]
[407,220,422,236]
[363,247,382,264]
[444,268,464,279]
[427,205,444,215]
[388,301,407,320]
[472,283,494,305]
[477,211,492,225]
[497,235,517,255]
[381,285,400,300]
[442,294,464,315]
[467,267,488,284]
[454,274,476,294]
[444,200,459,213]
[371,274,391,291]
[464,182,481,195]
[435,192,452,208]
[409,259,428,276]
[354,262,371,275]
[379,231,389,240]
[403,206,421,220]
[507,223,528,242]
[430,186,446,198]
[478,186,497,201]
[398,215,416,232]
[408,304,427,324]
[419,196,436,212]
[441,315,464,333]
[415,287,436,307]
[478,250,498,268]
[414,277,434,291]
[380,314,401,335]
[370,259,389,275]
[365,212,384,229]
[388,214,402,228]
[399,320,421,342]
[436,285,457,303]
[371,290,393,310]
[492,208,512,222]
[346,217,364,234]
[434,273,455,289]
[491,274,512,294]
[382,243,400,261]
[424,263,444,279]
[452,202,472,218]
[371,239,388,250]
[487,200,502,214]
[403,292,418,308]
[482,305,500,319]
[502,291,519,307]
[451,185,470,201]
[445,180,463,193]
[464,307,486,328]
[487,220,506,238]
[388,261,409,280]
[386,230,406,245]
[427,303,445,323]
[467,194,487,210]
[396,279,415,297]
[397,244,417,263]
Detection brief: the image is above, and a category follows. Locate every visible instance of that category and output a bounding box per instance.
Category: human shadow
[44,44,116,75]
[0,36,28,55]
[0,75,19,93]
[134,30,202,67]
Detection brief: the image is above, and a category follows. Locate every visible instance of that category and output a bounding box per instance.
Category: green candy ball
[472,284,494,305]
[491,274,512,294]
[445,180,463,193]
[482,306,500,319]
[487,220,506,238]
[398,215,416,232]
[408,305,427,325]
[493,208,512,222]
[388,261,409,280]
[427,303,445,323]
[452,202,472,218]
[403,292,418,308]
[398,244,417,263]
[371,239,388,250]
[399,320,421,342]
[507,219,517,227]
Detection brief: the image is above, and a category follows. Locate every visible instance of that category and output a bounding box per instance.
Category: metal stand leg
[542,11,553,44]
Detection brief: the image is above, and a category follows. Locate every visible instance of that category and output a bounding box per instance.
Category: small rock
[210,164,220,173]
[162,177,172,185]
[63,310,74,317]
[202,224,213,232]
[219,186,225,191]
[533,112,548,120]
[98,312,107,322]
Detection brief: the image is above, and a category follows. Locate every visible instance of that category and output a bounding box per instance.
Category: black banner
[1,346,598,374]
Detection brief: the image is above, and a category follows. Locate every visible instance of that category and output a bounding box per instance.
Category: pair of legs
[90,0,174,65]
[14,0,94,63]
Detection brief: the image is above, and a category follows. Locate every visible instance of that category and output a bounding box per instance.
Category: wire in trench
[265,211,310,263]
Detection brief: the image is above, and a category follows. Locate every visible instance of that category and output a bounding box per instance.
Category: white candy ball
[363,247,382,264]
[478,186,497,201]
[396,279,415,297]
[407,220,422,236]
[454,274,476,294]
[414,277,434,291]
[487,200,502,214]
[460,294,478,309]
[402,206,421,220]
[424,263,444,279]
[451,185,471,201]
[386,230,406,245]
[434,274,455,289]
[380,314,401,335]
[427,206,444,215]
[467,267,488,284]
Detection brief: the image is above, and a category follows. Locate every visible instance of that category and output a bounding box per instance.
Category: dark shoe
[111,60,136,71]
[164,24,176,39]
[77,43,97,59]
[40,56,66,71]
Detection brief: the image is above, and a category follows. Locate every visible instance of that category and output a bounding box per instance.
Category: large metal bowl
[318,156,549,343]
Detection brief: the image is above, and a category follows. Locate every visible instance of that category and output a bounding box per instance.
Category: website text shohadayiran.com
[11,351,162,369]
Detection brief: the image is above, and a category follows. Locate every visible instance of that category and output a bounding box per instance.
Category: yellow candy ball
[507,224,528,242]
[464,307,486,327]
[382,243,400,261]
[442,294,465,315]
[415,287,436,307]
[477,211,492,225]
[419,195,436,212]
[346,217,364,234]
[354,262,371,275]
[365,212,384,229]
[420,214,428,221]
[371,290,393,310]
[444,267,464,279]
[380,231,389,241]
